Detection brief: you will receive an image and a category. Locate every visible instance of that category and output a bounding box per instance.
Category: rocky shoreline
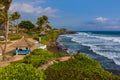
[47,41,68,54]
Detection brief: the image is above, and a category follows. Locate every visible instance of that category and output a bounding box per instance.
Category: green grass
[24,49,67,68]
[45,53,120,80]
[9,35,21,40]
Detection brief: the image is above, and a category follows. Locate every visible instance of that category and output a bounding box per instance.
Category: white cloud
[10,3,35,13]
[80,18,120,30]
[30,0,46,4]
[95,17,108,22]
[9,2,58,18]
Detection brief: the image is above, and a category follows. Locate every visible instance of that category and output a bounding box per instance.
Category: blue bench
[15,49,30,55]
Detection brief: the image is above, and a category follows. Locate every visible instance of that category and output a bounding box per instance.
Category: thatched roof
[40,31,46,35]
[39,31,46,36]
[12,37,35,48]
[9,27,17,31]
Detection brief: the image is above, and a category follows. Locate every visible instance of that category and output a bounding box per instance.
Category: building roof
[12,37,35,48]
[9,27,17,31]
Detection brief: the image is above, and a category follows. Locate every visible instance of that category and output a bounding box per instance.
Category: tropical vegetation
[10,11,21,33]
[0,0,12,61]
[45,53,120,80]
[0,0,120,80]
[36,15,48,30]
[0,63,45,80]
[18,20,35,31]
[24,49,67,68]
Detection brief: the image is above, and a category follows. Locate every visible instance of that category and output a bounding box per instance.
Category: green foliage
[33,35,39,41]
[0,63,45,80]
[46,24,52,29]
[45,54,120,80]
[9,35,21,40]
[10,11,20,21]
[37,15,48,29]
[41,30,58,44]
[0,12,7,25]
[59,28,67,34]
[24,49,66,68]
[18,20,35,31]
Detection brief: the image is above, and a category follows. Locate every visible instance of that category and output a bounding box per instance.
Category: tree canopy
[18,20,35,31]
[0,0,12,61]
[36,15,48,29]
[10,11,21,33]
[10,11,20,21]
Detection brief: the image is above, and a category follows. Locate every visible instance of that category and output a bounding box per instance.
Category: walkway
[38,56,74,71]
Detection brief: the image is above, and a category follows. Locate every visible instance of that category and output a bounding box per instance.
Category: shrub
[33,35,39,41]
[40,30,58,45]
[24,49,67,68]
[45,54,120,80]
[9,35,21,40]
[0,63,45,80]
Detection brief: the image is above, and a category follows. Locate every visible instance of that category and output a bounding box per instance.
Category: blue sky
[10,0,120,31]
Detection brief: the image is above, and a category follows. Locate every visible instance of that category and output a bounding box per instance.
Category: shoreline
[106,69,120,76]
[48,42,120,76]
[47,41,68,54]
[47,35,120,76]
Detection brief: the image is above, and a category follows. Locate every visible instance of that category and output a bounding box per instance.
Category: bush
[45,54,120,80]
[33,35,39,41]
[9,35,21,40]
[24,49,67,68]
[40,30,58,44]
[0,63,45,80]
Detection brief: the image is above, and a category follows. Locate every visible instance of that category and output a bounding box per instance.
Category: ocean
[57,31,120,76]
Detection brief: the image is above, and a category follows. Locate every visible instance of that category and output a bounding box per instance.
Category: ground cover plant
[45,53,120,80]
[0,63,45,80]
[24,49,67,68]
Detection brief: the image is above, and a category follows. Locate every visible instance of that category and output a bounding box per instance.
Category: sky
[10,0,120,31]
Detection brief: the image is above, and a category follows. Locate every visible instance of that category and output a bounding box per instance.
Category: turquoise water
[57,31,120,76]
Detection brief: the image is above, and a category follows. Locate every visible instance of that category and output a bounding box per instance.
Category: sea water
[57,31,120,76]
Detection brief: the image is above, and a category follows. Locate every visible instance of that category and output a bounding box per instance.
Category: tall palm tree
[36,15,48,30]
[11,11,21,33]
[0,3,6,25]
[0,0,12,61]
[0,12,6,25]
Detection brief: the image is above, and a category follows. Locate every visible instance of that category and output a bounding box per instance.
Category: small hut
[12,37,35,55]
[39,31,46,36]
[40,31,46,35]
[9,27,17,33]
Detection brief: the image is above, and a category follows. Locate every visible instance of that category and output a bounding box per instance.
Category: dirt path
[0,38,38,67]
[0,55,26,67]
[0,38,38,55]
[38,56,74,71]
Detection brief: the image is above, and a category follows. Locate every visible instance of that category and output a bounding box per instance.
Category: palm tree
[42,15,48,25]
[0,3,6,26]
[36,15,48,30]
[0,12,6,25]
[0,0,12,61]
[11,11,21,33]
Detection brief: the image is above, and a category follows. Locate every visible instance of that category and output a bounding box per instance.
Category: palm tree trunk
[16,20,18,33]
[2,14,9,61]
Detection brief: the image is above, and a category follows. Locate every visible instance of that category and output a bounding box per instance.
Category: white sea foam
[63,32,120,66]
[114,58,120,65]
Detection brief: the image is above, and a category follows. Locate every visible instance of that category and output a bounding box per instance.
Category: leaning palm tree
[0,0,12,61]
[11,11,21,33]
